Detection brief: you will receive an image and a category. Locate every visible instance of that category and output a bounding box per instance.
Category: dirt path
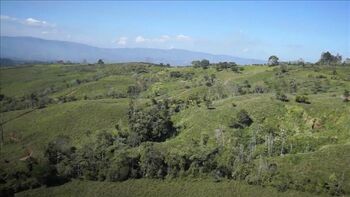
[65,89,77,97]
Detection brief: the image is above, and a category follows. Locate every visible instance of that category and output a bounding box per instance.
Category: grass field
[1,63,350,196]
[16,179,321,197]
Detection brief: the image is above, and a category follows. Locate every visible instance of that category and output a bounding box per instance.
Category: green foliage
[275,92,289,102]
[318,51,342,65]
[192,59,210,69]
[229,109,253,129]
[127,85,141,97]
[16,179,318,197]
[97,59,104,65]
[214,62,238,72]
[295,95,310,104]
[140,144,167,178]
[127,99,177,145]
[268,56,279,66]
[45,136,75,165]
[1,63,350,196]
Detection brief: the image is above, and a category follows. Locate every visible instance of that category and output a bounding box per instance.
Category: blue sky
[1,1,349,62]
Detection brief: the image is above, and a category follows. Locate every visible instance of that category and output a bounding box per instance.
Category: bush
[169,71,183,78]
[230,109,253,129]
[205,99,215,110]
[127,100,177,146]
[45,136,75,165]
[295,95,310,104]
[343,90,349,102]
[140,144,167,178]
[276,92,289,102]
[127,85,141,97]
[107,152,132,182]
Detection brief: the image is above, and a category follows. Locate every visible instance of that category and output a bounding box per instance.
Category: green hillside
[1,62,349,196]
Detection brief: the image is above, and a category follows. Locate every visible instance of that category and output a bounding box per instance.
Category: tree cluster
[191,59,210,69]
[126,99,177,146]
[318,52,342,65]
[214,62,239,72]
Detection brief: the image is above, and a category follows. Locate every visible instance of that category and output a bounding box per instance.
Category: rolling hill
[0,62,349,196]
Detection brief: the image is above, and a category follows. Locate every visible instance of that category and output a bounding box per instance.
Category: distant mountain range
[0,36,265,65]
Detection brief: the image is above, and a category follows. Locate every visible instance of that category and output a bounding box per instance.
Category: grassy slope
[16,179,320,197]
[1,99,129,172]
[1,63,350,196]
[0,64,96,97]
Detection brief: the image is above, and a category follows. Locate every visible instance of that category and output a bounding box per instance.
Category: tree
[215,62,238,72]
[192,59,210,69]
[268,55,279,66]
[191,60,201,68]
[45,136,75,165]
[127,100,177,146]
[97,59,104,65]
[200,59,210,69]
[319,52,333,65]
[140,144,167,178]
[230,63,239,72]
[318,51,342,65]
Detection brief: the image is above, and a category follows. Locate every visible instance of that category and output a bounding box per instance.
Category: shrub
[295,95,310,104]
[127,100,177,146]
[127,85,141,97]
[45,136,75,165]
[169,71,183,78]
[205,99,215,110]
[230,109,253,129]
[280,65,288,73]
[107,153,131,182]
[140,144,167,178]
[276,92,289,102]
[254,86,268,94]
[343,90,349,102]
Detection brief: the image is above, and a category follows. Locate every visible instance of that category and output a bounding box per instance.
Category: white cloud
[176,34,191,41]
[24,17,55,28]
[135,35,190,44]
[0,15,56,28]
[115,36,128,45]
[135,36,147,43]
[242,48,249,53]
[153,35,170,42]
[0,15,18,21]
[1,15,55,28]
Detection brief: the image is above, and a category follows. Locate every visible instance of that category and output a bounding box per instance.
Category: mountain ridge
[0,36,265,65]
